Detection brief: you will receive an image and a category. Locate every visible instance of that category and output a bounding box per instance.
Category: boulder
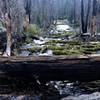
[80,33,91,42]
[95,33,100,41]
[61,92,100,100]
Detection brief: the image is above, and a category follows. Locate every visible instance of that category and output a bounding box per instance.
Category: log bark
[0,55,100,81]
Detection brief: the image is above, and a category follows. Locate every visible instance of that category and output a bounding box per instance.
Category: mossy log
[0,55,100,81]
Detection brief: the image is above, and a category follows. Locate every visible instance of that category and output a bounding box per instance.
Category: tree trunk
[81,0,91,33]
[91,0,97,35]
[3,13,12,56]
[91,16,97,35]
[24,0,31,23]
[5,32,12,56]
[85,0,91,32]
[23,15,30,32]
[81,0,85,33]
[73,0,76,24]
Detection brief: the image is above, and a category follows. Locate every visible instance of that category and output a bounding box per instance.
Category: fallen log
[0,55,100,81]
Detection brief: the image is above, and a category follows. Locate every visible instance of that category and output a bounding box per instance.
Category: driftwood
[0,55,100,81]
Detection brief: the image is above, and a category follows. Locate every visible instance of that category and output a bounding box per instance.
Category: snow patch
[56,25,72,32]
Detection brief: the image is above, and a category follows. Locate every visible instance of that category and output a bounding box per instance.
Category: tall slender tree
[91,0,97,35]
[81,0,91,33]
[85,0,91,32]
[81,0,85,33]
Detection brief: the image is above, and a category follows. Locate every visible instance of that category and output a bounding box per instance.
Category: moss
[51,31,76,38]
[53,49,82,55]
[64,31,76,36]
[28,47,41,53]
[81,43,100,54]
[69,49,82,55]
[25,37,33,44]
[24,37,100,55]
[49,42,100,55]
[47,45,64,51]
[46,40,67,45]
[83,48,99,52]
[46,40,82,46]
[53,50,68,55]
[82,50,95,54]
[82,44,97,48]
[67,41,82,45]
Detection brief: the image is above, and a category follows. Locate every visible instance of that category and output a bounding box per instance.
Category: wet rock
[19,50,31,56]
[96,51,100,54]
[16,95,25,100]
[38,50,53,56]
[29,36,40,40]
[0,95,10,100]
[0,27,6,33]
[79,80,100,92]
[32,95,41,100]
[61,92,100,100]
[95,33,100,41]
[0,51,2,55]
[81,33,91,42]
[41,83,60,100]
[46,81,89,99]
[20,44,34,50]
[33,40,46,45]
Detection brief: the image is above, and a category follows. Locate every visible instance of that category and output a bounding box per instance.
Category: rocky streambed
[1,80,100,100]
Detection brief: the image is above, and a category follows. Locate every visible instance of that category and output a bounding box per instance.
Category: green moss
[46,40,67,45]
[69,49,82,55]
[53,49,82,55]
[64,31,76,36]
[81,43,100,54]
[24,36,100,55]
[51,31,76,38]
[28,47,41,53]
[25,38,33,44]
[48,45,64,51]
[67,41,82,45]
[48,42,100,55]
[46,40,82,46]
[53,50,67,55]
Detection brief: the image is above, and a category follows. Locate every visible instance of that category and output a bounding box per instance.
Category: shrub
[25,24,42,36]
